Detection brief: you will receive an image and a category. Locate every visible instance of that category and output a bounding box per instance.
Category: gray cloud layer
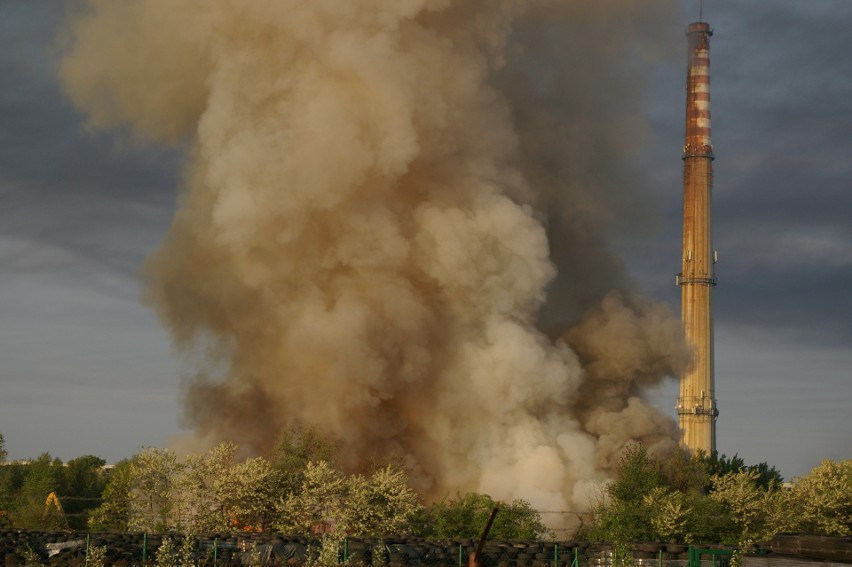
[1,0,849,482]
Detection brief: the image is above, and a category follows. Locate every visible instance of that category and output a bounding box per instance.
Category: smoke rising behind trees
[58,0,688,515]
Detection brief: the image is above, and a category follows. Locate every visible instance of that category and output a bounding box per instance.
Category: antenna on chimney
[699,0,704,21]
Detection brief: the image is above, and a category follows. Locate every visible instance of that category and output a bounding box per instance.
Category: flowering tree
[173,442,238,532]
[274,460,349,536]
[347,464,422,536]
[788,459,852,536]
[129,447,183,532]
[219,456,281,532]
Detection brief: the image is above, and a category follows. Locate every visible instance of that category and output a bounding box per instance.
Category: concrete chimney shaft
[677,21,718,453]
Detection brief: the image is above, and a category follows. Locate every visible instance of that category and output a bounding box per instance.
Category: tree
[89,459,134,532]
[787,459,852,536]
[583,444,661,543]
[129,447,183,532]
[643,487,692,542]
[173,442,238,532]
[218,455,281,532]
[347,464,423,536]
[418,493,549,540]
[267,425,339,492]
[656,447,709,495]
[59,455,108,529]
[709,470,777,545]
[274,460,349,537]
[0,433,7,463]
[14,453,64,530]
[697,451,783,491]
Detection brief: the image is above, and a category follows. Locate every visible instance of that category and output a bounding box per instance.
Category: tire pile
[0,530,804,567]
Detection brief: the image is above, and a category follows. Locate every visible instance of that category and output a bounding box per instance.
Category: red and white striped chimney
[677,20,718,454]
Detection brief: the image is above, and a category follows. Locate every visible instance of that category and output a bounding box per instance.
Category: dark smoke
[59,0,686,517]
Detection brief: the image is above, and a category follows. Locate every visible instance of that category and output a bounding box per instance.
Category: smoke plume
[60,0,686,514]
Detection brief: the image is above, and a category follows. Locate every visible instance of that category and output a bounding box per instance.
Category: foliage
[697,451,783,491]
[14,453,64,530]
[219,455,281,532]
[583,444,661,543]
[580,443,850,546]
[787,459,852,536]
[305,536,342,567]
[173,442,237,532]
[58,455,108,529]
[643,487,691,542]
[655,447,709,495]
[418,492,549,540]
[347,464,423,536]
[267,425,340,492]
[129,447,183,532]
[0,433,6,463]
[0,451,111,530]
[275,460,349,537]
[88,460,133,531]
[273,459,424,538]
[86,545,107,567]
[155,536,179,567]
[608,444,662,504]
[710,470,777,545]
[178,533,197,567]
[580,444,777,545]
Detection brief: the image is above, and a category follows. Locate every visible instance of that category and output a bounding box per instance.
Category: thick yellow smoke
[60,0,685,515]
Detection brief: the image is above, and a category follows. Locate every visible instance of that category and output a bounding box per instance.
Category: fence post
[344,537,349,564]
[85,534,90,566]
[142,532,147,566]
[214,537,218,567]
[459,543,463,567]
[554,543,559,567]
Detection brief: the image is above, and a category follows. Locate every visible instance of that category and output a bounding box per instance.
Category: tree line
[0,429,547,539]
[579,444,851,548]
[1,431,849,546]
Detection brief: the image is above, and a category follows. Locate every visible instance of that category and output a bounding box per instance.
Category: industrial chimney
[677,20,718,453]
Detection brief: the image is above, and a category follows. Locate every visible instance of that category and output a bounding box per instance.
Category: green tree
[129,447,183,532]
[59,455,108,529]
[0,433,7,463]
[88,459,134,532]
[0,461,26,527]
[273,459,424,538]
[710,470,777,545]
[787,459,852,536]
[656,447,709,495]
[584,444,661,543]
[173,442,238,532]
[697,451,783,491]
[275,460,348,536]
[267,425,339,492]
[419,493,549,540]
[347,464,423,536]
[643,487,692,542]
[14,453,64,530]
[218,455,281,532]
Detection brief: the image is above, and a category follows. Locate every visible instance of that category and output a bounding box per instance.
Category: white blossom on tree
[129,448,183,532]
[275,460,349,536]
[347,464,422,536]
[789,459,852,536]
[218,456,281,532]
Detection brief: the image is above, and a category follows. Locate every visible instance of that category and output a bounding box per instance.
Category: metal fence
[0,531,744,567]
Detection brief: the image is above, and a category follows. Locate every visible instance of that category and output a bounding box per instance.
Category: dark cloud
[0,1,183,296]
[0,0,849,479]
[701,1,852,347]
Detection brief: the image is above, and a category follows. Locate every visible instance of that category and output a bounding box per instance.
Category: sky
[1,0,850,484]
